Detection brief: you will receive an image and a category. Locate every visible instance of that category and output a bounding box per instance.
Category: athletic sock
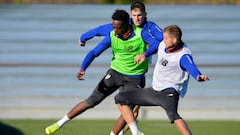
[56,115,70,127]
[110,131,115,135]
[118,129,124,135]
[129,121,140,135]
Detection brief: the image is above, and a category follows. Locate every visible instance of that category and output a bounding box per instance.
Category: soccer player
[78,2,163,134]
[115,25,209,135]
[45,9,161,135]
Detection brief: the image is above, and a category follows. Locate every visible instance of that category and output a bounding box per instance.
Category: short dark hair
[112,9,129,24]
[130,1,146,12]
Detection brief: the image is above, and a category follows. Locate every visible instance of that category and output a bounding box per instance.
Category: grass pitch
[1,119,240,135]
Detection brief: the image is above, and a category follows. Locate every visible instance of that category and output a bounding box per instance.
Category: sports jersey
[80,21,163,57]
[80,25,162,76]
[152,41,201,97]
[110,25,148,75]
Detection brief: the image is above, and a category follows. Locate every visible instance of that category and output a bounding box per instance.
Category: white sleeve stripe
[186,55,193,64]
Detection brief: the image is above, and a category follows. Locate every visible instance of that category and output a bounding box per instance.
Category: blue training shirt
[80,23,163,72]
[80,20,163,43]
[180,54,202,79]
[80,23,113,43]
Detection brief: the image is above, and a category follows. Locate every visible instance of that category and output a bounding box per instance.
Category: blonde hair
[163,25,182,41]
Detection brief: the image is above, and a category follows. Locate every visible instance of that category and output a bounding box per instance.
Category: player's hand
[76,70,85,80]
[197,75,209,82]
[134,53,146,64]
[78,40,85,47]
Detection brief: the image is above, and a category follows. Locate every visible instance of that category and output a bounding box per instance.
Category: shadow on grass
[0,122,23,135]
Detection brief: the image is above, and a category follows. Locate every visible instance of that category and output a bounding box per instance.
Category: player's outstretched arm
[197,74,209,82]
[76,70,85,80]
[79,23,113,46]
[78,40,86,47]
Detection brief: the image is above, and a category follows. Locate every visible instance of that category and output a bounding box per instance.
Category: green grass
[1,119,240,135]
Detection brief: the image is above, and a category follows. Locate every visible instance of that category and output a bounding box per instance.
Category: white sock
[56,115,70,127]
[129,121,140,135]
[110,131,115,135]
[118,129,124,135]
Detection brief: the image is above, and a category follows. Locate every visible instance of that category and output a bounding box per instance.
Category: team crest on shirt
[124,46,133,52]
[105,74,111,80]
[161,59,168,66]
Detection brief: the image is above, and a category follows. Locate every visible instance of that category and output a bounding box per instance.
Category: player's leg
[160,89,192,135]
[110,115,126,135]
[110,77,145,135]
[45,100,91,135]
[67,100,91,119]
[45,69,119,135]
[45,88,106,135]
[110,105,140,135]
[122,105,140,133]
[114,88,155,135]
[117,104,143,135]
[174,119,192,135]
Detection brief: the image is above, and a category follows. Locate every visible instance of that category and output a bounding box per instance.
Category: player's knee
[84,99,94,108]
[85,98,102,108]
[115,93,128,105]
[167,111,182,123]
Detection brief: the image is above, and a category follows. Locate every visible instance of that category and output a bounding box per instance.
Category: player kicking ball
[115,25,209,135]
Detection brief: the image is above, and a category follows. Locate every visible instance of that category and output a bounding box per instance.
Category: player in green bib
[110,25,149,76]
[45,9,161,135]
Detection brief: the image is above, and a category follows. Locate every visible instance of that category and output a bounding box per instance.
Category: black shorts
[85,68,145,107]
[115,87,182,123]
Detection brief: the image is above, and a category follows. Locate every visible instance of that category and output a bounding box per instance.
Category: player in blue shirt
[78,1,163,135]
